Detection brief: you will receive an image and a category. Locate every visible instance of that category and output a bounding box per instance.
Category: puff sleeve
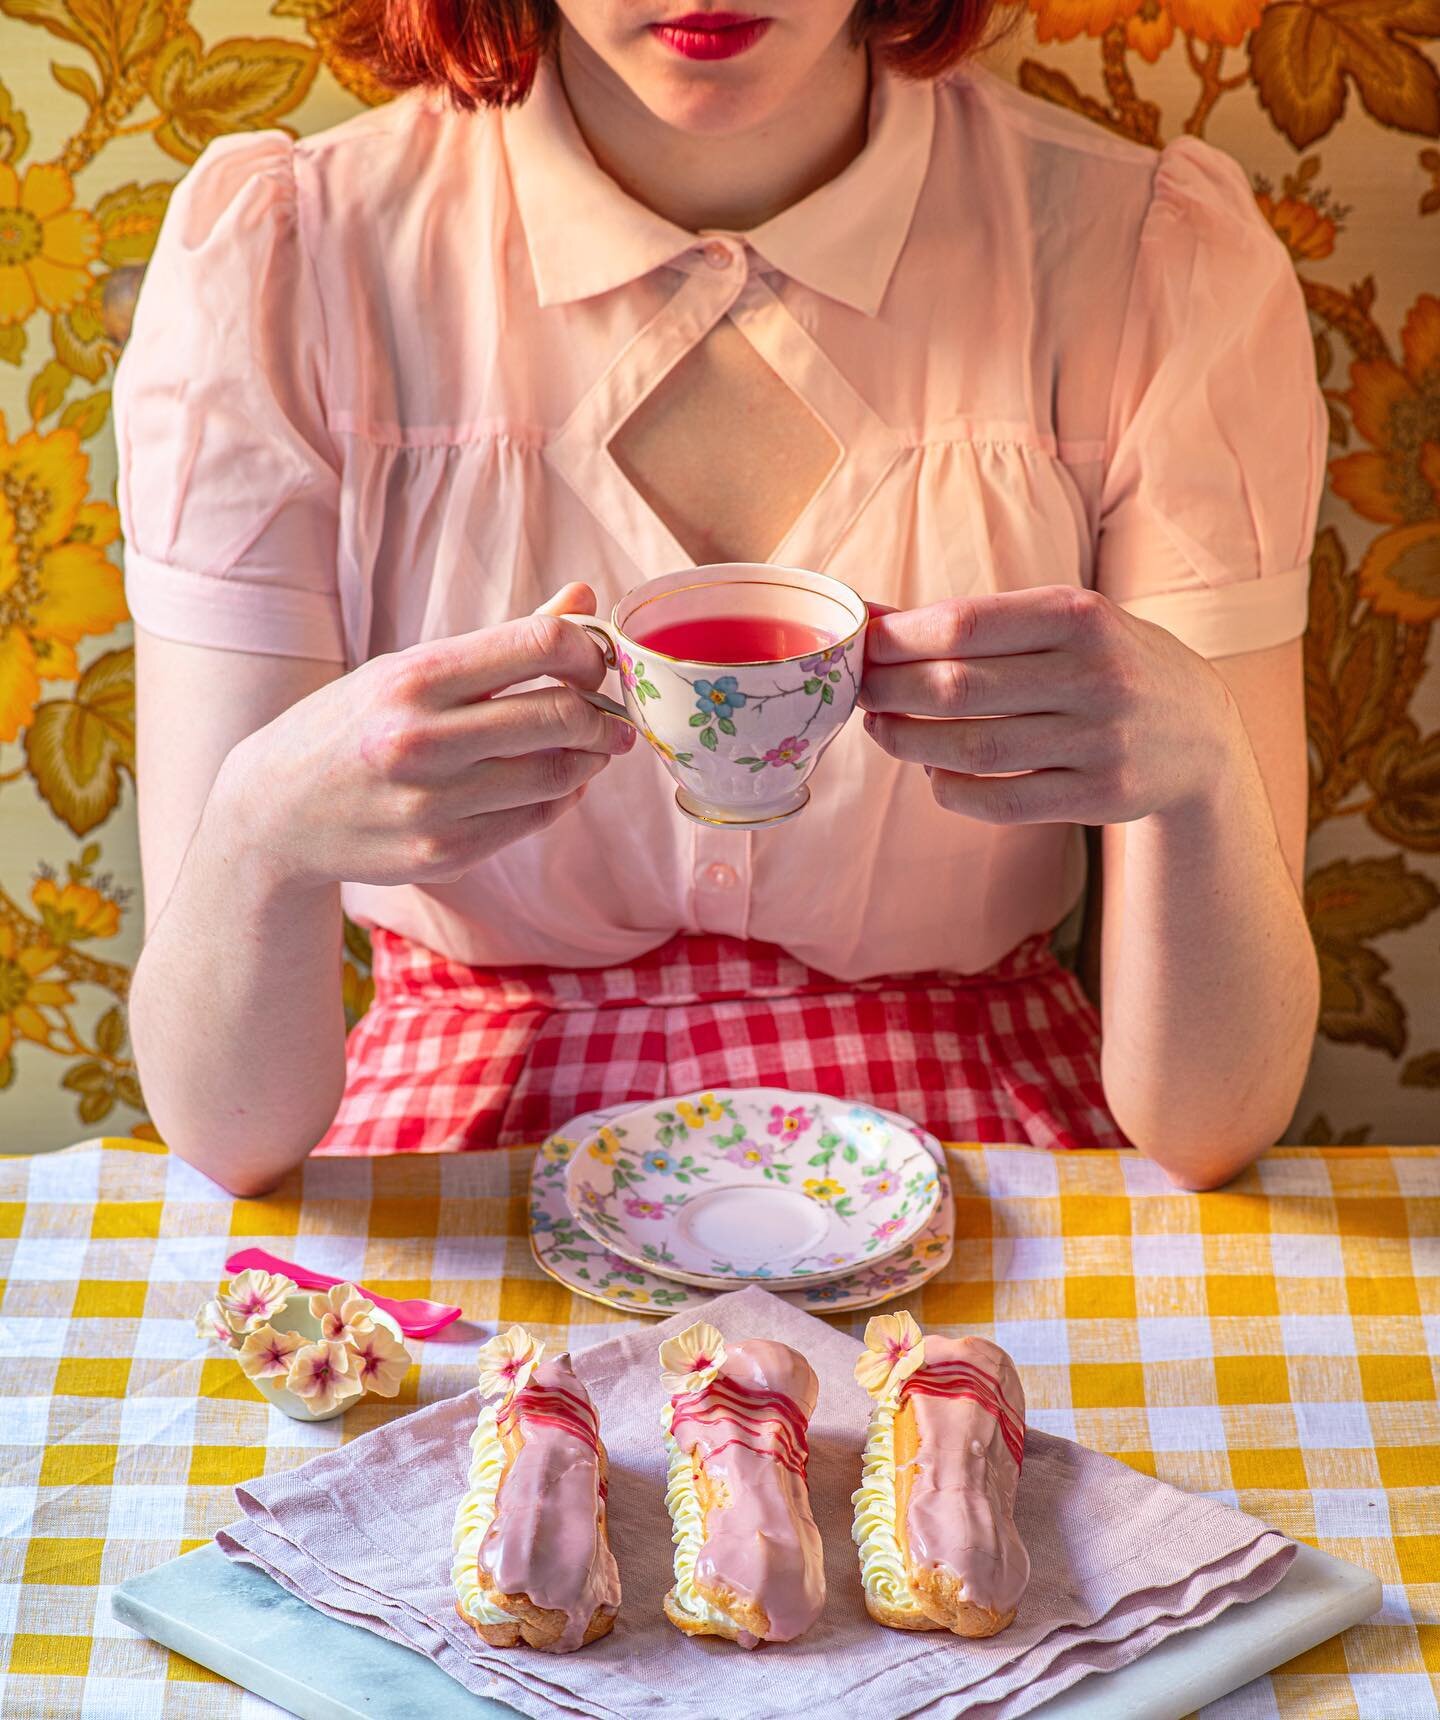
[112,131,346,661]
[1094,136,1328,659]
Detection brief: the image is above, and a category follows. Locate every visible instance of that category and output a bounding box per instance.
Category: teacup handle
[555,614,635,727]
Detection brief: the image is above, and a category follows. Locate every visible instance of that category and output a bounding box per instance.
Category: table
[1,1138,1436,1719]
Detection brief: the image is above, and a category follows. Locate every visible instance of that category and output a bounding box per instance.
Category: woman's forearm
[129,750,348,1197]
[1098,704,1320,1189]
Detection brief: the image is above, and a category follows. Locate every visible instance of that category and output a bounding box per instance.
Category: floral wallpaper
[0,0,1434,1151]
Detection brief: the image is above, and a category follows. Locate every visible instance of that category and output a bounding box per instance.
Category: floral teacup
[561,562,867,828]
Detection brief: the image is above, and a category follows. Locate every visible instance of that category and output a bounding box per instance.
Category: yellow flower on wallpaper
[1015,0,1263,62]
[0,922,72,1066]
[1329,294,1440,625]
[30,875,120,943]
[0,162,99,325]
[0,412,125,741]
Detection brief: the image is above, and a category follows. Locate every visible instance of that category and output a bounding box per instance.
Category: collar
[500,51,936,317]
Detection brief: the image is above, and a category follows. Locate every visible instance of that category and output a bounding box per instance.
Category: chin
[631,63,791,136]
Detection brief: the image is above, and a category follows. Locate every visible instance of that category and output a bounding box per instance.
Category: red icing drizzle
[669,1378,810,1478]
[901,1360,1026,1472]
[499,1382,607,1492]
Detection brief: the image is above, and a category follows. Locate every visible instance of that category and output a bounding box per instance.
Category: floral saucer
[531,1104,954,1315]
[562,1089,942,1289]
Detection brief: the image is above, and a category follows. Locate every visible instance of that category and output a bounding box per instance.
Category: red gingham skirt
[314,927,1132,1155]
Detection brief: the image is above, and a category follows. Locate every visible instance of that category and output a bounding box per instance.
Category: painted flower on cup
[588,1127,623,1163]
[770,1104,812,1139]
[237,1323,305,1381]
[195,1300,238,1347]
[602,1251,636,1275]
[611,1286,651,1305]
[803,1177,845,1203]
[807,1282,850,1304]
[625,1196,667,1221]
[618,649,637,691]
[676,1092,725,1129]
[541,1135,575,1164]
[870,1216,906,1246]
[765,736,808,768]
[288,1341,363,1416]
[864,1171,900,1199]
[644,1150,676,1175]
[219,1269,298,1333]
[659,1320,726,1394]
[347,1326,410,1398]
[692,676,747,719]
[800,647,845,673]
[309,1284,376,1346]
[475,1325,545,1400]
[579,1185,606,1213]
[723,1139,774,1170]
[854,1310,925,1402]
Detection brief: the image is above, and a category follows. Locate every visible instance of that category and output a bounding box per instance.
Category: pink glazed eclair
[452,1326,620,1652]
[659,1322,826,1647]
[852,1314,1029,1637]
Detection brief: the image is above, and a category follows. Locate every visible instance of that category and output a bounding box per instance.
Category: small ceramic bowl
[250,1293,406,1423]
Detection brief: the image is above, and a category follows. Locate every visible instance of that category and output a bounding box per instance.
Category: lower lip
[650,18,771,58]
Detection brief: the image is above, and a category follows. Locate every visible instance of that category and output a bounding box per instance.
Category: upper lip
[655,11,765,25]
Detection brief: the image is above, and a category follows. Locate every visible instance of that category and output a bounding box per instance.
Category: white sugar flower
[308,1284,376,1346]
[237,1324,305,1380]
[219,1269,298,1333]
[475,1325,545,1400]
[347,1326,411,1398]
[659,1321,726,1396]
[195,1299,239,1348]
[854,1311,925,1402]
[287,1341,363,1416]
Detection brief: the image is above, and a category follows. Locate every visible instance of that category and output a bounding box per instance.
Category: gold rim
[673,784,811,828]
[615,576,867,669]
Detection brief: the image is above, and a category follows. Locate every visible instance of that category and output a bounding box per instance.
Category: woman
[114,0,1325,1196]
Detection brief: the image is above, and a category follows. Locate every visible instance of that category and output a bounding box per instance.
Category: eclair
[660,1321,825,1648]
[452,1325,620,1652]
[851,1313,1029,1637]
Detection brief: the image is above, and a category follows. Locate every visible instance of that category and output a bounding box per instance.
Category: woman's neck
[553,23,872,235]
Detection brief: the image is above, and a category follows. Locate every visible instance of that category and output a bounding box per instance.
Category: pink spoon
[223,1247,463,1339]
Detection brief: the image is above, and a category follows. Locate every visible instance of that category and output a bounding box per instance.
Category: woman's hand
[860,587,1237,826]
[216,582,632,887]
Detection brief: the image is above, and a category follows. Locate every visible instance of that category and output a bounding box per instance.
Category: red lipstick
[650,11,772,58]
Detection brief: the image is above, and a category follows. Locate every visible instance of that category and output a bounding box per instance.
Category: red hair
[329,0,1020,112]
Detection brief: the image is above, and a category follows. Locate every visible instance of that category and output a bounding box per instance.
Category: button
[699,861,738,890]
[702,239,735,270]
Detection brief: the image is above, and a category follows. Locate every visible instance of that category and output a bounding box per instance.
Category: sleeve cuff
[1112,566,1310,659]
[122,548,348,662]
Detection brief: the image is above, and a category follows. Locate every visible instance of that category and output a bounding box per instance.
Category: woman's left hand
[859,586,1239,825]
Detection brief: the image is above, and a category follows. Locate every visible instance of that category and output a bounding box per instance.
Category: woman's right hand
[214,583,633,888]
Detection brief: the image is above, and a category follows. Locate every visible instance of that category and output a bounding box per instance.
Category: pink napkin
[216,1286,1295,1720]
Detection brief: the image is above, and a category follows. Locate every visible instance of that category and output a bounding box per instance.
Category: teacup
[562,563,867,827]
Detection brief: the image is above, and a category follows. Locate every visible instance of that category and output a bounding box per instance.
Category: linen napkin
[216,1285,1295,1720]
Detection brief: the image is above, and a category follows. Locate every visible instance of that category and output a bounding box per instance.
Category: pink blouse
[112,53,1326,982]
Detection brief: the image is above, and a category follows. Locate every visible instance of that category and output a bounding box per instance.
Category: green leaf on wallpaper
[28,360,72,424]
[24,647,135,836]
[1400,1049,1440,1087]
[148,27,321,165]
[0,78,31,165]
[58,390,112,441]
[95,1006,126,1059]
[0,323,25,366]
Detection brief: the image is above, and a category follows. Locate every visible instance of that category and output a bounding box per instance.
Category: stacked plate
[528,1087,954,1316]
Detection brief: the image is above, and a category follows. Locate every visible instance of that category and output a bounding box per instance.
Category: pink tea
[633,614,838,664]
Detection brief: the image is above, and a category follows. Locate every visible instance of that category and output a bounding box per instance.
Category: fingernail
[617,725,637,750]
[863,712,877,734]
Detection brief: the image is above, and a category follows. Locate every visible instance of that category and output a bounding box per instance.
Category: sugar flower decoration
[659,1321,726,1396]
[309,1284,376,1346]
[238,1323,305,1381]
[347,1325,411,1398]
[288,1340,363,1416]
[195,1300,239,1348]
[475,1325,545,1401]
[854,1311,926,1402]
[219,1269,298,1333]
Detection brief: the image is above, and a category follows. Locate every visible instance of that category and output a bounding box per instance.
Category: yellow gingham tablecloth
[0,1138,1436,1720]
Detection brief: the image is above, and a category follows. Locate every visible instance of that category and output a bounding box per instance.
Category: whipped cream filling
[451,1403,514,1627]
[850,1396,927,1620]
[661,1401,738,1633]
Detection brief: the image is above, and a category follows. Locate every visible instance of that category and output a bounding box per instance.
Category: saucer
[561,1089,942,1290]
